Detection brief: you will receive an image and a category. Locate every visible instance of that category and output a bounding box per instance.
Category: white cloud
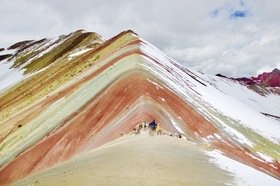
[0,0,279,77]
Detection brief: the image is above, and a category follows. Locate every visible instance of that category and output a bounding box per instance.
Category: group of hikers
[117,119,184,138]
[132,119,182,138]
[130,120,160,136]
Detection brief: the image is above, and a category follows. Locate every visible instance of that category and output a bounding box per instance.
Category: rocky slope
[0,30,279,185]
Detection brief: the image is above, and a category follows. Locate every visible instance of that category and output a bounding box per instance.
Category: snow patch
[214,133,222,139]
[0,61,24,93]
[256,152,274,163]
[68,48,92,60]
[206,150,280,185]
[245,152,265,163]
[158,97,165,102]
[146,78,164,89]
[170,118,185,135]
[207,135,215,140]
[224,125,255,147]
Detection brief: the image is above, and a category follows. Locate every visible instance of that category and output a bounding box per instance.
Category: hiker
[131,128,140,135]
[156,123,161,135]
[134,124,141,134]
[116,132,124,138]
[138,123,143,131]
[149,120,157,136]
[143,121,147,130]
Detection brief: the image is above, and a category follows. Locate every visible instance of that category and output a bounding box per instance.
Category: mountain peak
[253,68,280,87]
[271,68,280,75]
[0,30,279,185]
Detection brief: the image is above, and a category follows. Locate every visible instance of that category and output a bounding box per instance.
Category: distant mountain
[0,30,279,185]
[235,68,280,87]
[217,68,280,96]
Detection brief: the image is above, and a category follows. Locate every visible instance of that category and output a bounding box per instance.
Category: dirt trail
[14,131,234,186]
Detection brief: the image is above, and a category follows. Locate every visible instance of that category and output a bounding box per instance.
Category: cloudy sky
[1,0,280,77]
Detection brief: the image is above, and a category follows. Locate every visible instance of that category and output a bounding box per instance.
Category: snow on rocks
[206,150,280,186]
[68,48,92,60]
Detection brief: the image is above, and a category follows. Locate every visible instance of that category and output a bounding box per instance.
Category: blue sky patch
[231,10,247,18]
[211,0,249,19]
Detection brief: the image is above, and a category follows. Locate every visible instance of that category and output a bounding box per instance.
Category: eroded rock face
[0,30,279,185]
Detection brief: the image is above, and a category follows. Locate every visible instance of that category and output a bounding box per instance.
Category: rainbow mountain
[0,30,279,185]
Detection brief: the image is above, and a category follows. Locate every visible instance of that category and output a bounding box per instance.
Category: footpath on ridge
[15,130,234,186]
